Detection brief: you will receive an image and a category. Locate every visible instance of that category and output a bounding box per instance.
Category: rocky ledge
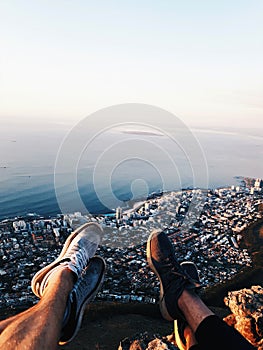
[224,285,263,349]
[119,286,263,350]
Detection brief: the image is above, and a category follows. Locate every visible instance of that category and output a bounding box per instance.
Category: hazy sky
[0,1,262,128]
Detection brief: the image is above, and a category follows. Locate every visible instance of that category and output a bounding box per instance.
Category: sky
[0,0,262,128]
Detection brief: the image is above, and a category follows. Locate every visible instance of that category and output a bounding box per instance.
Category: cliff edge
[117,285,263,350]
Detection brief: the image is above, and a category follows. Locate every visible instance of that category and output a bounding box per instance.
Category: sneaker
[174,262,201,350]
[59,256,106,345]
[146,230,201,321]
[31,222,103,298]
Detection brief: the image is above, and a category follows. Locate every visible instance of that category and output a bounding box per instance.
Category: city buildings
[0,179,262,310]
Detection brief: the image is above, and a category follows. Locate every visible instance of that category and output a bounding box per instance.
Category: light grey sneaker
[31,222,103,298]
[59,256,106,345]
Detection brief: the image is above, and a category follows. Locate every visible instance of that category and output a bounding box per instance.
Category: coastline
[1,181,262,317]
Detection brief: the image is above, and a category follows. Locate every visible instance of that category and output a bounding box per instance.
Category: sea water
[0,120,262,219]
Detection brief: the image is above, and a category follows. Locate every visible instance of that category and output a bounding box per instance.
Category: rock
[130,339,145,350]
[224,285,263,349]
[147,339,169,349]
[118,332,178,350]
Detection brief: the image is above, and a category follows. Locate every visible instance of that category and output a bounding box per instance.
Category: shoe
[174,262,201,350]
[146,230,201,321]
[31,222,103,298]
[59,256,106,345]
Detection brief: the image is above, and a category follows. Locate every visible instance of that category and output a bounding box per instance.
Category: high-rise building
[255,178,262,189]
[116,206,123,220]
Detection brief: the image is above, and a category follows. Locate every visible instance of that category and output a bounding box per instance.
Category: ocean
[0,119,262,219]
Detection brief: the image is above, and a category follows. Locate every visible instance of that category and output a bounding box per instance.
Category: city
[0,178,262,310]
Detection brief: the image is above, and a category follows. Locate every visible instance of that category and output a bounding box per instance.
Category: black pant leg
[194,315,256,350]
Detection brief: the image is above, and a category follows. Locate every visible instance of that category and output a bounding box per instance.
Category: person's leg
[178,287,256,350]
[192,313,256,350]
[0,268,74,350]
[174,262,202,350]
[0,222,104,349]
[178,289,214,333]
[0,314,21,334]
[147,230,256,350]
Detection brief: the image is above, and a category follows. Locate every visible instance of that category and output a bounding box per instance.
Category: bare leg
[147,231,255,350]
[178,289,214,334]
[0,268,74,350]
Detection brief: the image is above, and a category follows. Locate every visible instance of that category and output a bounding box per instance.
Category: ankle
[177,289,214,333]
[43,268,74,295]
[178,289,196,311]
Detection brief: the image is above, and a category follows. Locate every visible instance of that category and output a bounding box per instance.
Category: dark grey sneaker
[146,230,201,321]
[31,222,103,298]
[174,262,201,350]
[59,256,106,345]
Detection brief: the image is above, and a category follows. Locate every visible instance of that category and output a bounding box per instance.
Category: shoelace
[65,245,89,275]
[163,256,187,278]
[160,256,190,291]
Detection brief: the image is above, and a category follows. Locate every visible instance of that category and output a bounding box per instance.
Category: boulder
[224,285,263,349]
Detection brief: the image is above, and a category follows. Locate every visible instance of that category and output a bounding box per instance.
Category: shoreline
[0,181,240,221]
[1,181,262,317]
